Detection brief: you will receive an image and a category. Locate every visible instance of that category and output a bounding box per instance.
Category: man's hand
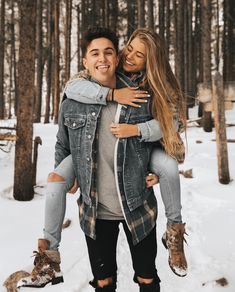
[110,123,139,138]
[146,173,159,188]
[68,179,79,194]
[113,87,150,107]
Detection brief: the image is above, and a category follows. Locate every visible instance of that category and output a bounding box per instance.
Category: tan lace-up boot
[162,223,188,277]
[17,239,64,288]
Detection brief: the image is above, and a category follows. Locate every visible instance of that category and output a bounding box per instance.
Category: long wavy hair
[121,28,186,157]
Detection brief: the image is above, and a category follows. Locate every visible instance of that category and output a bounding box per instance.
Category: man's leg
[123,222,160,292]
[85,220,120,292]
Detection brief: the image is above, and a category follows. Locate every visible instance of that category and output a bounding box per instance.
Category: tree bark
[14,0,36,201]
[44,0,53,124]
[65,0,72,82]
[0,0,5,119]
[53,0,60,124]
[147,0,154,29]
[138,0,145,28]
[212,72,230,184]
[201,0,213,132]
[34,0,43,123]
[223,0,235,81]
[158,0,165,38]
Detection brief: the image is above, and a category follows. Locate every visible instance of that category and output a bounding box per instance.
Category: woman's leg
[43,154,76,250]
[150,147,182,224]
[150,148,187,277]
[17,155,76,288]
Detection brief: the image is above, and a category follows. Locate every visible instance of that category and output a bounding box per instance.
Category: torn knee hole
[137,276,154,285]
[47,172,65,182]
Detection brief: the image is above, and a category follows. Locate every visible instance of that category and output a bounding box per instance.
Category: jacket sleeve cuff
[137,119,163,142]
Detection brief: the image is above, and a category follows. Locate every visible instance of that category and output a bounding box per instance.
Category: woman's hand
[146,173,159,188]
[68,179,79,194]
[113,87,149,107]
[110,123,139,138]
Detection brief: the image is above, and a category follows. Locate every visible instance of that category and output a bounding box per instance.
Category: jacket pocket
[64,115,86,149]
[64,116,86,129]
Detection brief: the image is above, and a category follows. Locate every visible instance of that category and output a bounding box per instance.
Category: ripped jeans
[43,147,182,250]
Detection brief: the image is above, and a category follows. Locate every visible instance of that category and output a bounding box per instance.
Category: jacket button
[72,122,76,127]
[87,157,90,161]
[86,179,89,183]
[91,112,96,116]
[87,134,91,139]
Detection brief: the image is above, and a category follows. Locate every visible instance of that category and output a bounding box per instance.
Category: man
[19,27,161,292]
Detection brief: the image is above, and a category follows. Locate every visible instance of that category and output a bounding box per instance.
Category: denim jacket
[55,72,157,244]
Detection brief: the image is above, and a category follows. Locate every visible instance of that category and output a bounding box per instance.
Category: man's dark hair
[81,27,119,57]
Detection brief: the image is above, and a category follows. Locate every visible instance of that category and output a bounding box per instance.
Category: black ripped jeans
[85,219,160,291]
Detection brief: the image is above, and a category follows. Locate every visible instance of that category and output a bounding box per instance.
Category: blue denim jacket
[56,72,154,209]
[55,73,157,243]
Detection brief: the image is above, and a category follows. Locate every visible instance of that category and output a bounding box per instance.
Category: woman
[18,28,187,289]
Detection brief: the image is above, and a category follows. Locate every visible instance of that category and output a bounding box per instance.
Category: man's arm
[54,101,71,168]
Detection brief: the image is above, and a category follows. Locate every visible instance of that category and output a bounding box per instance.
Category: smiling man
[56,28,160,292]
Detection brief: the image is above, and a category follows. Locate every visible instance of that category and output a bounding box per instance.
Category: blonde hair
[123,28,186,157]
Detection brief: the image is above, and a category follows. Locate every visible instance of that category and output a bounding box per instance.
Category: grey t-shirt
[97,102,124,220]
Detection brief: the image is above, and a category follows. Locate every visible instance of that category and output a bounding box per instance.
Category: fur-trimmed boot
[17,239,64,288]
[162,223,188,277]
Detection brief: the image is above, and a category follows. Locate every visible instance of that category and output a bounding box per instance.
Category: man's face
[83,37,119,86]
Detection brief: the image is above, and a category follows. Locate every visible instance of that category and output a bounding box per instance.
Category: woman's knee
[47,172,65,183]
[151,150,178,176]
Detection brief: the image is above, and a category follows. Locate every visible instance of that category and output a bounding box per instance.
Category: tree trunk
[158,0,165,38]
[175,0,184,90]
[201,0,213,132]
[212,72,230,184]
[14,0,36,201]
[138,0,145,28]
[223,0,235,81]
[76,3,82,71]
[127,0,137,39]
[0,0,5,119]
[165,0,170,57]
[53,0,60,124]
[187,0,194,106]
[147,0,154,29]
[110,0,118,32]
[44,0,53,124]
[65,0,72,82]
[34,0,43,123]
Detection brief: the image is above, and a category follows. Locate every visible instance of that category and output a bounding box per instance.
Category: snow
[0,106,235,292]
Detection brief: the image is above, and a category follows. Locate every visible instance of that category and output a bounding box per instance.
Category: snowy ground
[0,106,235,292]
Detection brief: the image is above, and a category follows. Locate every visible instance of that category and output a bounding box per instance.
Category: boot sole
[19,276,64,288]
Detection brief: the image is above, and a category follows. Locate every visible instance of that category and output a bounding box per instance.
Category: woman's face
[122,37,147,73]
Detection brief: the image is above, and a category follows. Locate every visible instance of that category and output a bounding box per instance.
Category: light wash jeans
[44,148,182,250]
[43,155,75,250]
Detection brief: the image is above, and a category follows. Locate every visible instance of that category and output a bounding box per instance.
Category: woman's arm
[65,79,149,107]
[110,118,179,142]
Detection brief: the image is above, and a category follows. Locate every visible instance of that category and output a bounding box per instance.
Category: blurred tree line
[0,0,234,200]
